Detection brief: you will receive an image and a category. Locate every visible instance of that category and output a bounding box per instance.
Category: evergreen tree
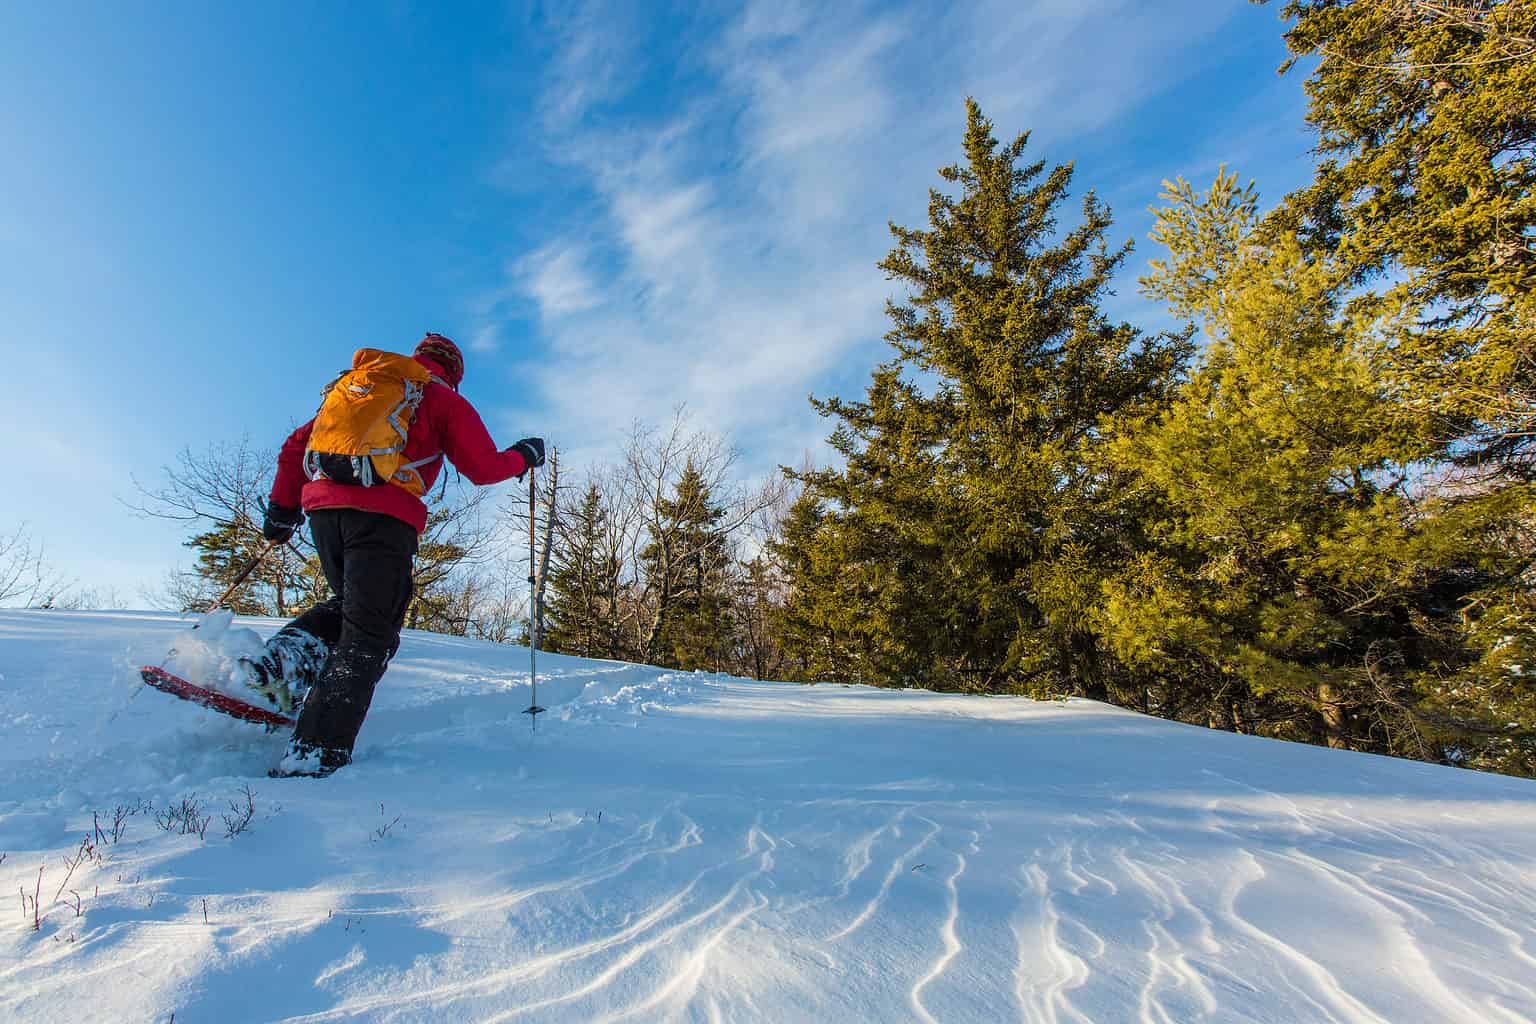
[771,489,870,683]
[1272,1,1535,479]
[545,482,623,659]
[1259,2,1536,772]
[730,554,787,681]
[783,100,1191,695]
[1115,170,1532,771]
[184,519,275,615]
[183,516,320,616]
[640,460,733,671]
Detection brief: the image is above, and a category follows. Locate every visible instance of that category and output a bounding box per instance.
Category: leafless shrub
[370,803,402,842]
[53,836,100,903]
[221,785,257,839]
[94,802,144,846]
[20,866,41,931]
[18,838,103,932]
[155,796,211,840]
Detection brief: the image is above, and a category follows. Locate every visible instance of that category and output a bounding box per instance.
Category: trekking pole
[178,536,280,641]
[524,466,545,723]
[206,538,281,614]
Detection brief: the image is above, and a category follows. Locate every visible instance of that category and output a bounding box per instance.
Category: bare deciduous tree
[465,563,529,644]
[129,439,320,615]
[133,439,494,628]
[46,585,130,611]
[0,525,66,607]
[405,480,497,633]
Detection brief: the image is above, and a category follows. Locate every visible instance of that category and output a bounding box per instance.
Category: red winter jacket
[270,354,528,534]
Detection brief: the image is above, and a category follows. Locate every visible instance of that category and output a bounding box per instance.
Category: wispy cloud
[533,0,648,131]
[489,0,1285,473]
[519,240,603,320]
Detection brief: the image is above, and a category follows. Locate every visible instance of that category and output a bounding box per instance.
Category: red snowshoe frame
[140,666,297,729]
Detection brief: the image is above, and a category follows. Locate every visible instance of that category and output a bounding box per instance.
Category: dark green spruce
[780,99,1192,696]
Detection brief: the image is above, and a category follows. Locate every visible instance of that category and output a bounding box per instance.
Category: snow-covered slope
[2,610,1534,1023]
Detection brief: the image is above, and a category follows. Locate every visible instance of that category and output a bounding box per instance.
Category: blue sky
[0,1,1317,601]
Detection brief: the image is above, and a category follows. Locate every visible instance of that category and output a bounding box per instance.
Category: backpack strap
[393,453,443,493]
[388,374,449,490]
[375,379,426,457]
[400,454,442,473]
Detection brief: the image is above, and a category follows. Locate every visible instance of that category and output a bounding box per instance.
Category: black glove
[263,502,304,543]
[511,437,546,479]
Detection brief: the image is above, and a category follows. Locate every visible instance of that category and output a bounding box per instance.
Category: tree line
[553,0,1535,776]
[126,1,1534,776]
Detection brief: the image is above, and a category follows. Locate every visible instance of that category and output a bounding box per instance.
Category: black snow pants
[285,508,417,757]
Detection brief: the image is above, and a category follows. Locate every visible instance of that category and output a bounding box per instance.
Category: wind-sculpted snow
[2,610,1535,1022]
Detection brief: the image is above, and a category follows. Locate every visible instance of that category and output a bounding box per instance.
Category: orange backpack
[303,349,442,497]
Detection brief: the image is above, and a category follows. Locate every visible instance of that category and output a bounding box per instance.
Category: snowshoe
[140,666,298,729]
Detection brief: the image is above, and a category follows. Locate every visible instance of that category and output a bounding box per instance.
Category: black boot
[269,741,352,779]
[238,628,330,711]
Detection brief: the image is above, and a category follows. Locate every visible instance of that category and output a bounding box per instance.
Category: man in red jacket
[250,332,544,778]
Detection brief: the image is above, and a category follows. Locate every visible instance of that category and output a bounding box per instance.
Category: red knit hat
[415,332,464,388]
